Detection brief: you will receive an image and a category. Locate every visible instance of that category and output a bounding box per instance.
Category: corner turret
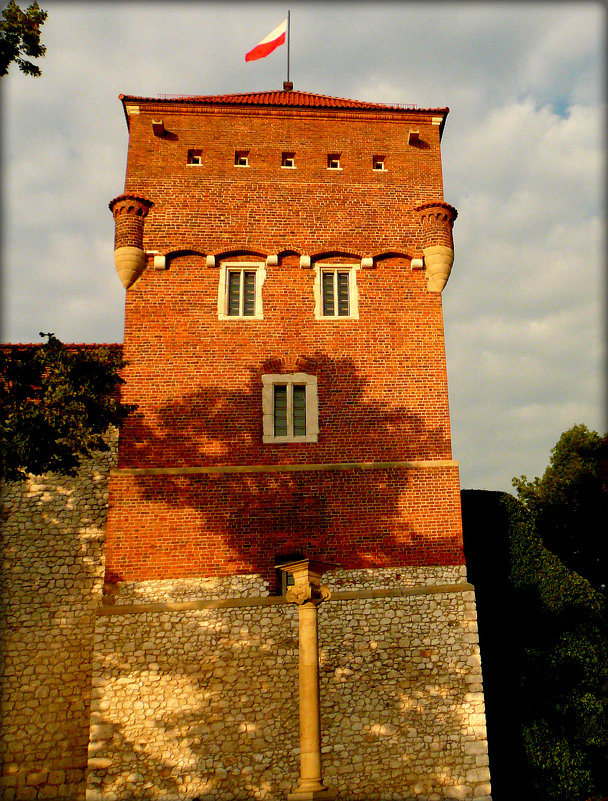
[415,201,458,292]
[109,193,153,289]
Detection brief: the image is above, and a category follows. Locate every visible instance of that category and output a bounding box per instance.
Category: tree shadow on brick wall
[107,351,461,587]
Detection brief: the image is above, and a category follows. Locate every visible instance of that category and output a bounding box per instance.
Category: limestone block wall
[87,567,492,801]
[0,440,116,801]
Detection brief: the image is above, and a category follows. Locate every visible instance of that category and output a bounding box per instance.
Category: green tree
[0,333,134,481]
[512,424,608,596]
[0,0,47,78]
[504,479,608,800]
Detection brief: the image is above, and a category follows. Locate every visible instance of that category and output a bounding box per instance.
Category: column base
[287,789,336,801]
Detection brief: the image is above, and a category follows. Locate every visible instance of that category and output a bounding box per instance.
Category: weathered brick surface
[122,103,445,256]
[108,95,463,582]
[105,466,464,584]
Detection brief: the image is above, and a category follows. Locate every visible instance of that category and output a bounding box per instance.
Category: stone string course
[0,444,491,801]
[108,566,468,606]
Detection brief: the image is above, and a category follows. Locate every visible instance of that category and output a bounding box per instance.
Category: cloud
[2,2,604,492]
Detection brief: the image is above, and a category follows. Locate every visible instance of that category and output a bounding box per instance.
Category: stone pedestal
[278,559,338,801]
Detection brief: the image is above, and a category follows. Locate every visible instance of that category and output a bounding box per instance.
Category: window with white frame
[262,374,319,443]
[313,263,360,320]
[217,261,266,320]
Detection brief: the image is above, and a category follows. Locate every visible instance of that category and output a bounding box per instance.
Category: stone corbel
[205,255,216,268]
[266,254,279,267]
[300,255,311,269]
[360,256,374,269]
[146,252,166,270]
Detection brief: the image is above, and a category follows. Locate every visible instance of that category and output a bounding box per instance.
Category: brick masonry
[0,467,492,801]
[107,93,461,583]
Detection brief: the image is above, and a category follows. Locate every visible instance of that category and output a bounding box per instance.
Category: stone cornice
[97,582,475,617]
[110,459,458,477]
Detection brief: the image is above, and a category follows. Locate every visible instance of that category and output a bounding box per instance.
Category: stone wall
[0,449,491,801]
[87,567,491,801]
[0,442,116,801]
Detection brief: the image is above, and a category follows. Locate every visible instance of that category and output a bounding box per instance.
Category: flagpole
[287,9,290,84]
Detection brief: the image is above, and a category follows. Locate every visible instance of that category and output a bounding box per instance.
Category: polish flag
[245,18,287,62]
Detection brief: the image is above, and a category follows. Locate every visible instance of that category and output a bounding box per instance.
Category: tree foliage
[0,0,47,78]
[504,438,608,801]
[512,424,608,596]
[0,333,134,482]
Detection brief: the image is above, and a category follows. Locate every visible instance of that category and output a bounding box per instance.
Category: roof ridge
[119,89,449,115]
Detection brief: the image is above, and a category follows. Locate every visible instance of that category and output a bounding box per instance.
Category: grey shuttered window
[273,385,288,436]
[292,385,307,436]
[263,374,318,444]
[273,384,307,437]
[228,270,256,317]
[322,270,350,317]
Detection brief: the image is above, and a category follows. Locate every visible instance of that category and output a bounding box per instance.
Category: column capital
[276,558,339,607]
[285,583,331,607]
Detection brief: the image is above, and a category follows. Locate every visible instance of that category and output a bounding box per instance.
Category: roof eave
[118,92,449,119]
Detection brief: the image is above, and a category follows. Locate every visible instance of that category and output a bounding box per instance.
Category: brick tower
[87,88,491,801]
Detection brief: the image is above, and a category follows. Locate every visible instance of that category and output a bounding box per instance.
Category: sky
[2,1,605,492]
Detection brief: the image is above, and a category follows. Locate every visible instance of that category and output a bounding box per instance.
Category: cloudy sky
[2,1,605,492]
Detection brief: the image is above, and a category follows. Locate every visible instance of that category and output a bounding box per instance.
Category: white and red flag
[245,18,287,62]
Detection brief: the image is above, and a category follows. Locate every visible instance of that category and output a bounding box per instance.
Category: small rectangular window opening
[227,269,256,317]
[274,568,297,596]
[327,153,341,169]
[322,271,350,317]
[235,150,249,167]
[187,149,202,165]
[282,152,296,168]
[282,571,295,594]
[373,155,386,170]
[262,373,318,444]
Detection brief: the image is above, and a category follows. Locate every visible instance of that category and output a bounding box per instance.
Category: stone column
[278,559,337,801]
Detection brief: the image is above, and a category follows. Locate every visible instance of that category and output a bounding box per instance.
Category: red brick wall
[122,104,445,257]
[106,100,464,583]
[105,467,463,585]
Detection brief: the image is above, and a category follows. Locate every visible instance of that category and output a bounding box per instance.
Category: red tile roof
[0,343,122,351]
[119,89,448,116]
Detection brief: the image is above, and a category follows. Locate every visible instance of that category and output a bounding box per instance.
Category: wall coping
[110,459,459,477]
[97,582,475,616]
